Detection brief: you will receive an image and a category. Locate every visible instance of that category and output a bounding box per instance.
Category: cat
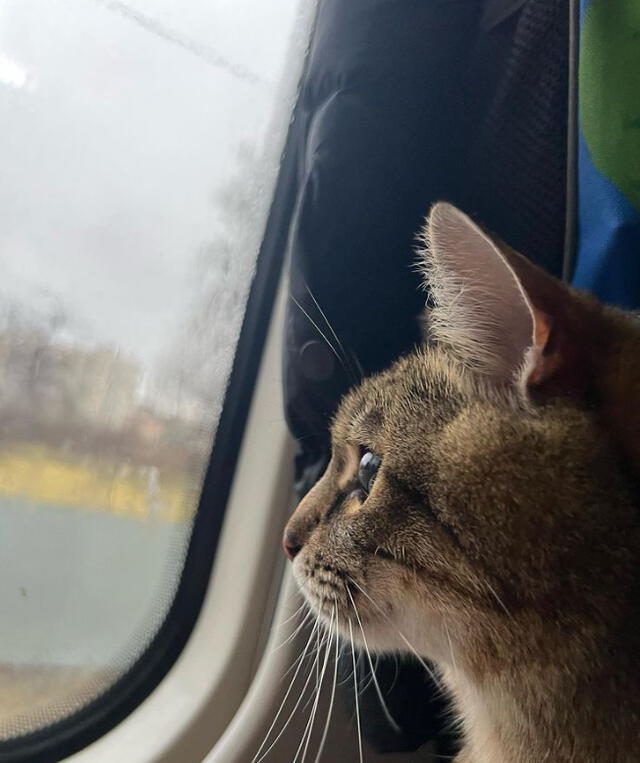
[282,202,640,763]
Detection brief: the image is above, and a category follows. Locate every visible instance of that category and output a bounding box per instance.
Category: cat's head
[283,203,637,673]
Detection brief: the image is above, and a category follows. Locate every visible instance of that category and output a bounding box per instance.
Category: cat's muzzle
[296,554,352,617]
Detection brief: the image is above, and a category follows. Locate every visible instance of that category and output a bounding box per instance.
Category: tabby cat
[283,203,640,762]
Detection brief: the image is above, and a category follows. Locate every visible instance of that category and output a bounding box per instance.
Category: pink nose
[282,529,302,561]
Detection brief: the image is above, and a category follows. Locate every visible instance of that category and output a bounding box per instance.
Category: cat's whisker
[281,615,324,683]
[290,670,324,762]
[301,623,333,711]
[353,646,376,695]
[298,625,327,737]
[336,666,357,689]
[290,295,353,383]
[301,602,334,708]
[253,614,322,763]
[291,624,328,763]
[335,640,356,687]
[283,598,331,684]
[272,608,314,653]
[280,599,311,627]
[314,619,322,699]
[443,620,458,674]
[312,609,340,763]
[483,579,512,618]
[295,605,336,763]
[346,576,443,690]
[348,619,364,763]
[343,649,365,693]
[348,347,365,380]
[345,584,402,734]
[257,643,325,763]
[303,282,361,384]
[357,665,375,697]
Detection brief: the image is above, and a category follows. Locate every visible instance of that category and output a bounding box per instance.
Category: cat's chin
[302,591,402,651]
[292,569,420,656]
[290,552,450,665]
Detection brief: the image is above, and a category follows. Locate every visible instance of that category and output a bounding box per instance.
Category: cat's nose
[283,528,303,561]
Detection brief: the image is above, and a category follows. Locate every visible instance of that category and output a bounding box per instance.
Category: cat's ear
[418,202,561,397]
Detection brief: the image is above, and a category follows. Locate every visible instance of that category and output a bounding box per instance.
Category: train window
[0,0,310,758]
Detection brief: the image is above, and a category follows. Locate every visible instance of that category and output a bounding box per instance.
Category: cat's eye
[358,450,382,494]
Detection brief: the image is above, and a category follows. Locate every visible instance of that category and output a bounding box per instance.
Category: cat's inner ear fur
[418,202,554,398]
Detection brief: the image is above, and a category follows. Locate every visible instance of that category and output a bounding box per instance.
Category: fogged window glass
[0,0,312,740]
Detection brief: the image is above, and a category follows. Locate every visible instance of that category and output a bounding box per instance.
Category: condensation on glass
[0,0,314,740]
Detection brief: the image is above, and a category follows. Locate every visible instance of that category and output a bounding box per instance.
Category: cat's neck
[445,636,640,763]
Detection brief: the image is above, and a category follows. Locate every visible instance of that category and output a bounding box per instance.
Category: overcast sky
[0,0,306,368]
